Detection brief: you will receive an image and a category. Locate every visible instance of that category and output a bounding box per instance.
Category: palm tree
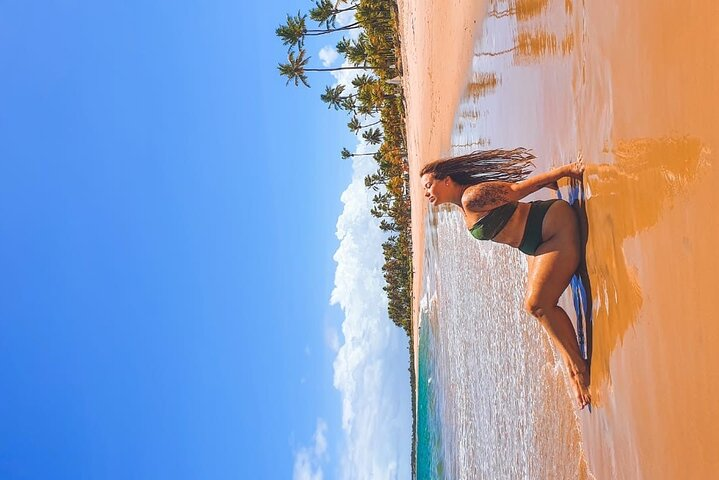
[341,147,378,159]
[335,37,352,55]
[276,12,308,51]
[354,97,381,115]
[278,49,377,87]
[341,34,371,67]
[278,49,311,87]
[364,171,387,190]
[372,191,392,204]
[379,219,399,232]
[305,22,361,35]
[351,73,376,89]
[277,0,413,342]
[370,204,391,219]
[362,127,383,145]
[310,0,358,30]
[340,95,357,112]
[321,85,351,109]
[356,2,393,29]
[347,116,381,133]
[276,12,361,51]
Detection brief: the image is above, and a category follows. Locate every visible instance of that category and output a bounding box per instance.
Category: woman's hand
[511,152,584,199]
[564,153,585,179]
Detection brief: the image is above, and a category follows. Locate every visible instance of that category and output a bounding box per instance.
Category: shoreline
[396,0,489,420]
[398,0,719,476]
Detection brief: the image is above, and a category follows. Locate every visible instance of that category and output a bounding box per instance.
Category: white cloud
[327,58,369,92]
[329,146,412,479]
[335,9,359,35]
[293,450,322,480]
[294,419,329,480]
[314,420,328,457]
[325,325,341,353]
[319,46,339,67]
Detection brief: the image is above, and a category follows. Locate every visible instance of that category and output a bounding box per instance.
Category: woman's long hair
[420,147,535,185]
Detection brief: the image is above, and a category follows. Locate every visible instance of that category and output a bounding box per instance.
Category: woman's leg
[524,201,590,407]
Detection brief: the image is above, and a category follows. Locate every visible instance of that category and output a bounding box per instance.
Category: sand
[398,0,719,476]
[577,2,719,478]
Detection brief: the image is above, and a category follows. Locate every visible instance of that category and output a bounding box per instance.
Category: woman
[420,148,590,409]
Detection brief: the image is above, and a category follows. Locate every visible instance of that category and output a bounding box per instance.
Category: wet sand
[579,2,719,478]
[400,0,719,476]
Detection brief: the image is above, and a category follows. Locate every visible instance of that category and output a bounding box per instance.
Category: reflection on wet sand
[488,0,549,20]
[513,31,573,63]
[477,0,574,63]
[577,136,708,403]
[465,72,500,99]
[476,31,572,59]
[571,1,719,477]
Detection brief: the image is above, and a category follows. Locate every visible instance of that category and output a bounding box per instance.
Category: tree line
[276,0,416,473]
[276,0,413,338]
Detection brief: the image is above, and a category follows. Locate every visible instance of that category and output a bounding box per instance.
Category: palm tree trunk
[360,120,382,128]
[306,23,360,35]
[306,66,376,72]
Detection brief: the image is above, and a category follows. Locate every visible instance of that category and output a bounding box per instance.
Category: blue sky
[0,1,411,479]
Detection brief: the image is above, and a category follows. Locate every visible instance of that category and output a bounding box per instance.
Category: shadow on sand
[560,136,708,405]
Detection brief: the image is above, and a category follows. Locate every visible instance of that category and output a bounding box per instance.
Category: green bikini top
[469,202,518,240]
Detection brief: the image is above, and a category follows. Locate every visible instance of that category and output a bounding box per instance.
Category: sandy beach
[577,2,719,478]
[400,0,719,477]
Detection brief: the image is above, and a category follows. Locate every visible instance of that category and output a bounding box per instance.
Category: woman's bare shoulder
[461,181,513,214]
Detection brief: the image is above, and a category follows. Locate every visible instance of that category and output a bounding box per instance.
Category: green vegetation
[276,0,416,473]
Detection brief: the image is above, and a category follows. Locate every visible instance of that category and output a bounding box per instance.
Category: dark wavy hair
[420,148,536,185]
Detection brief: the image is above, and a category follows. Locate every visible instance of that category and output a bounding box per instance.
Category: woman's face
[421,173,451,205]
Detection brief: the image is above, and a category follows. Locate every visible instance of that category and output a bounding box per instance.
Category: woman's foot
[570,363,591,409]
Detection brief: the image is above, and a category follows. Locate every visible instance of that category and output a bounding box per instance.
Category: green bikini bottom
[518,199,560,256]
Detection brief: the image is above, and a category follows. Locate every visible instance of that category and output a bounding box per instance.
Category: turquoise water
[416,313,444,480]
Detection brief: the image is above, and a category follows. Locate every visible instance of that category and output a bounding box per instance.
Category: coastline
[397,0,719,476]
[396,0,489,417]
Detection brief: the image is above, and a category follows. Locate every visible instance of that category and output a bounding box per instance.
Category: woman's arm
[511,160,584,198]
[462,160,584,213]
